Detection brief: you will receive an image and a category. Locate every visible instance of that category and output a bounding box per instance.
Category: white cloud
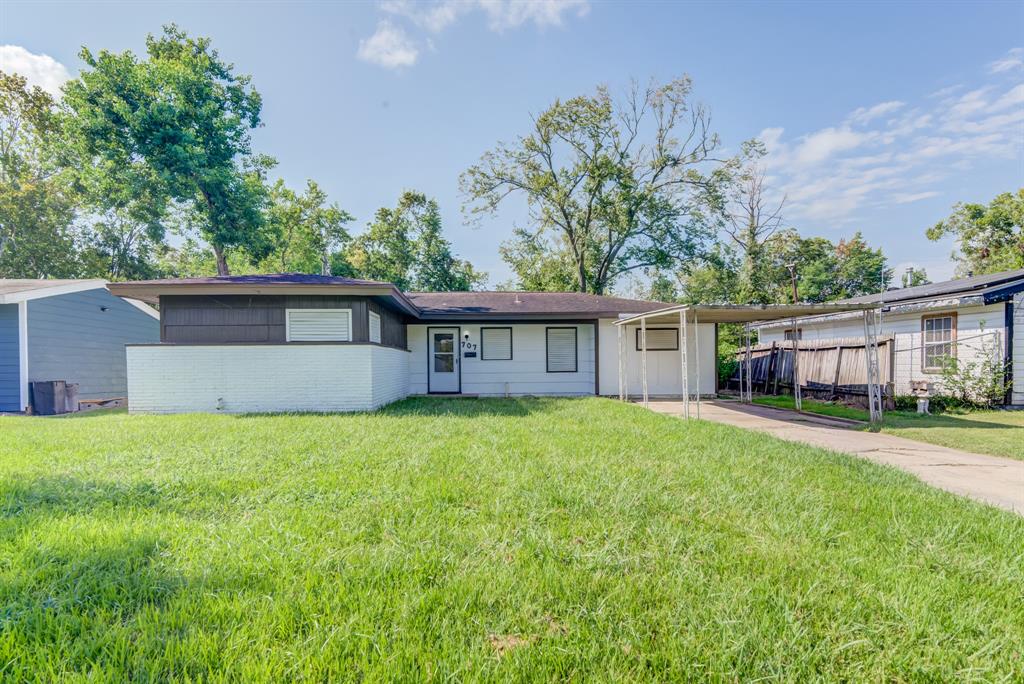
[0,45,71,97]
[795,127,872,166]
[479,0,590,31]
[357,21,419,69]
[758,52,1023,226]
[992,83,1024,110]
[382,0,468,32]
[890,191,940,205]
[945,87,993,119]
[928,84,963,99]
[988,47,1023,73]
[848,100,904,125]
[366,1,589,68]
[384,0,590,33]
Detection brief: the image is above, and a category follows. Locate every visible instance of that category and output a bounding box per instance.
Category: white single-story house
[108,274,720,413]
[0,279,160,412]
[756,268,1024,405]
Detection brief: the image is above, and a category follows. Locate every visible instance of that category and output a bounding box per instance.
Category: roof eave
[106,282,421,315]
[0,279,108,304]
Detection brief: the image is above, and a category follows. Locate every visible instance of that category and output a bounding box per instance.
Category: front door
[428,327,460,393]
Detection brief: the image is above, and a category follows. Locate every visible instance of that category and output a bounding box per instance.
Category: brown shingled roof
[107,274,671,319]
[407,291,671,318]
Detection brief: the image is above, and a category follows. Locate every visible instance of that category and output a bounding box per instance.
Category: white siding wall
[408,323,596,396]
[759,303,1008,396]
[1014,293,1023,404]
[127,344,410,413]
[598,320,716,397]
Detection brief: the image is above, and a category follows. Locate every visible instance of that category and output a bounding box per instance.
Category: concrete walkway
[645,400,1024,515]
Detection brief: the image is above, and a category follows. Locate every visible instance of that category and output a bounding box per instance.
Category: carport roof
[613,302,878,326]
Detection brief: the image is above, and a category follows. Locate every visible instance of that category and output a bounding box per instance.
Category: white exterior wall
[1014,293,1023,404]
[408,320,717,398]
[598,320,716,397]
[759,303,1008,396]
[371,344,411,407]
[408,323,596,396]
[126,344,410,413]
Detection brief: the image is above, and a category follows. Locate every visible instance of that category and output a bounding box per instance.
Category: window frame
[545,326,578,373]
[369,310,382,344]
[634,327,679,352]
[480,326,513,361]
[285,308,353,342]
[784,328,803,341]
[921,312,957,373]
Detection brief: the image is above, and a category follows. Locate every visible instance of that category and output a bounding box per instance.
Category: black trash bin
[31,380,67,415]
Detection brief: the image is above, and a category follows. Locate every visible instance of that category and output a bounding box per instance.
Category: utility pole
[786,263,798,303]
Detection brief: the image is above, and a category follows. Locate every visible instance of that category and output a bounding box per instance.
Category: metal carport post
[613,302,884,425]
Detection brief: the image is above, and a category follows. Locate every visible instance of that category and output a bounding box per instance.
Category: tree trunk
[214,244,230,276]
[321,251,330,276]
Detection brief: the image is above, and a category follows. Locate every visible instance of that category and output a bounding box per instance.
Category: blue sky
[3,0,1022,287]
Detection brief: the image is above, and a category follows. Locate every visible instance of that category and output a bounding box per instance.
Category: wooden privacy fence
[731,337,895,404]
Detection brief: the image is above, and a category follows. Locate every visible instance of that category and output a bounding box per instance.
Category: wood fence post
[830,346,843,400]
[764,342,778,394]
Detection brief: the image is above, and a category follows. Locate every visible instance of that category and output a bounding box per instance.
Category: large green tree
[0,72,78,277]
[763,230,891,303]
[723,156,785,304]
[926,189,1023,275]
[462,77,738,294]
[62,24,274,275]
[262,180,355,275]
[348,191,485,291]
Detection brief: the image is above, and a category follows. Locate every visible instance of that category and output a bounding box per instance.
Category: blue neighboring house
[0,279,160,412]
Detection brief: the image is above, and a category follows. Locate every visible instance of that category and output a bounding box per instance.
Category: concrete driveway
[645,399,1024,515]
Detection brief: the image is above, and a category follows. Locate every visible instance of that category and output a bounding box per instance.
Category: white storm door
[428,328,460,393]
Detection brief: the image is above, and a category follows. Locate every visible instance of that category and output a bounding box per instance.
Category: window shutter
[481,328,512,360]
[369,311,382,344]
[546,328,577,372]
[286,309,352,341]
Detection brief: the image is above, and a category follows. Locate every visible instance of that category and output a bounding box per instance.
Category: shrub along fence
[729,338,896,409]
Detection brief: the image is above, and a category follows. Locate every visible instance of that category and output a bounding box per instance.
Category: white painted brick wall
[370,345,410,408]
[127,345,410,414]
[1014,293,1023,404]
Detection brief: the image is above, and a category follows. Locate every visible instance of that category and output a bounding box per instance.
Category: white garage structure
[614,303,886,424]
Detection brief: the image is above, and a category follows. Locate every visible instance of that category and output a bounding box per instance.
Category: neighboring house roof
[0,279,107,303]
[408,291,669,319]
[839,268,1024,306]
[757,267,1024,330]
[0,278,160,318]
[106,274,671,319]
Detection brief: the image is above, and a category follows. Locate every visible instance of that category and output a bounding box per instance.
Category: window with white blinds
[286,309,352,342]
[635,327,678,351]
[369,311,382,344]
[546,327,578,372]
[481,327,512,360]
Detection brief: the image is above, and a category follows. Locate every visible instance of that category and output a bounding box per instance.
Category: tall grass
[1,397,1021,681]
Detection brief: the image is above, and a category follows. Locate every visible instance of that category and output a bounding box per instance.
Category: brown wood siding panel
[369,299,408,350]
[160,294,408,348]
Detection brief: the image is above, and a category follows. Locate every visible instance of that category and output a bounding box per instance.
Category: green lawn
[753,394,870,421]
[1,398,1022,681]
[752,395,1024,461]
